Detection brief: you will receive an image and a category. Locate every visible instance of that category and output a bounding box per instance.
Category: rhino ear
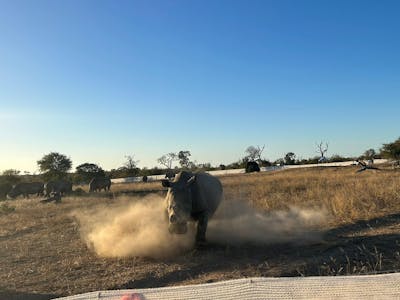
[187,176,196,186]
[161,179,171,188]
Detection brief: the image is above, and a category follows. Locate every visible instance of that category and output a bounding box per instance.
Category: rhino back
[12,182,43,194]
[46,180,72,193]
[90,177,110,189]
[192,173,223,216]
[56,180,72,192]
[26,182,44,193]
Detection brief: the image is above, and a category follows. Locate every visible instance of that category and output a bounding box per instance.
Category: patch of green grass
[0,203,15,215]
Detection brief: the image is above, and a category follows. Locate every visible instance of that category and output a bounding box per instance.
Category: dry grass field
[1,166,400,299]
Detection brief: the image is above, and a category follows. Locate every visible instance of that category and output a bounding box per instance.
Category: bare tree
[316,141,329,162]
[157,152,178,169]
[245,145,265,162]
[125,155,139,170]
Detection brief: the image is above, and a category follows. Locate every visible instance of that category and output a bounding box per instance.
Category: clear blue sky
[1,0,399,173]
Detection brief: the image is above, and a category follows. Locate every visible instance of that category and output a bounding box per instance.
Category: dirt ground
[1,169,400,300]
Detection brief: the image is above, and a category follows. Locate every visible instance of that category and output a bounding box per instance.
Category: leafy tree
[37,152,72,180]
[274,158,285,166]
[178,150,191,168]
[157,151,192,171]
[329,154,355,162]
[75,163,105,183]
[361,148,377,162]
[380,137,400,162]
[120,155,140,177]
[284,152,296,165]
[297,156,320,165]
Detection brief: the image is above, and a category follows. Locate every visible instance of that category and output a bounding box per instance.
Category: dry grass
[221,166,400,223]
[1,166,400,299]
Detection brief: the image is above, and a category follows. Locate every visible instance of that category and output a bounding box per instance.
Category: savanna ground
[1,166,400,299]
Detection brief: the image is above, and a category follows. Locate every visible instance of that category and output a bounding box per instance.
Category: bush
[380,137,400,162]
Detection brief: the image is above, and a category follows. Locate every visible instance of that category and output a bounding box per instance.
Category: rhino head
[162,172,196,234]
[7,186,19,199]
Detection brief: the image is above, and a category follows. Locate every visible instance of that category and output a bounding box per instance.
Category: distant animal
[356,160,380,173]
[161,171,223,244]
[7,182,44,199]
[89,177,111,192]
[165,170,175,180]
[245,161,260,173]
[44,180,72,197]
[0,183,12,199]
[318,157,328,163]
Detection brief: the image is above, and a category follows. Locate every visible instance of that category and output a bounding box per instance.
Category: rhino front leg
[195,212,209,244]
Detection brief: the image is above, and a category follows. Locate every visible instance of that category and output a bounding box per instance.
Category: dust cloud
[73,195,195,259]
[208,199,328,245]
[73,195,327,259]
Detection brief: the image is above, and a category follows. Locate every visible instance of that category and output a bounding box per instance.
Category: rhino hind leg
[195,212,209,244]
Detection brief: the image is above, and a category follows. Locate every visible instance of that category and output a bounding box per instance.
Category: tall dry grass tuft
[220,167,400,225]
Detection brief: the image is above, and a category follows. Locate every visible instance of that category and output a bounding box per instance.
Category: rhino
[245,161,260,173]
[44,180,72,197]
[8,182,44,199]
[89,177,111,192]
[0,183,12,199]
[161,171,223,244]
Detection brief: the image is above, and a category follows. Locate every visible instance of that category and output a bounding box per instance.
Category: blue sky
[1,0,399,173]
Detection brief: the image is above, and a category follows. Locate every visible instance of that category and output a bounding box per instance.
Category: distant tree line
[1,137,399,184]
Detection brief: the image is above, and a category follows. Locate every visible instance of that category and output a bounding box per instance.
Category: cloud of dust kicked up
[208,199,327,245]
[73,195,195,259]
[74,195,328,259]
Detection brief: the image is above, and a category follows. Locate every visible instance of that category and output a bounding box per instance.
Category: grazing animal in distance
[165,170,175,180]
[7,182,44,199]
[356,160,380,173]
[245,161,260,173]
[0,183,12,199]
[44,180,73,197]
[161,171,223,245]
[89,177,111,192]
